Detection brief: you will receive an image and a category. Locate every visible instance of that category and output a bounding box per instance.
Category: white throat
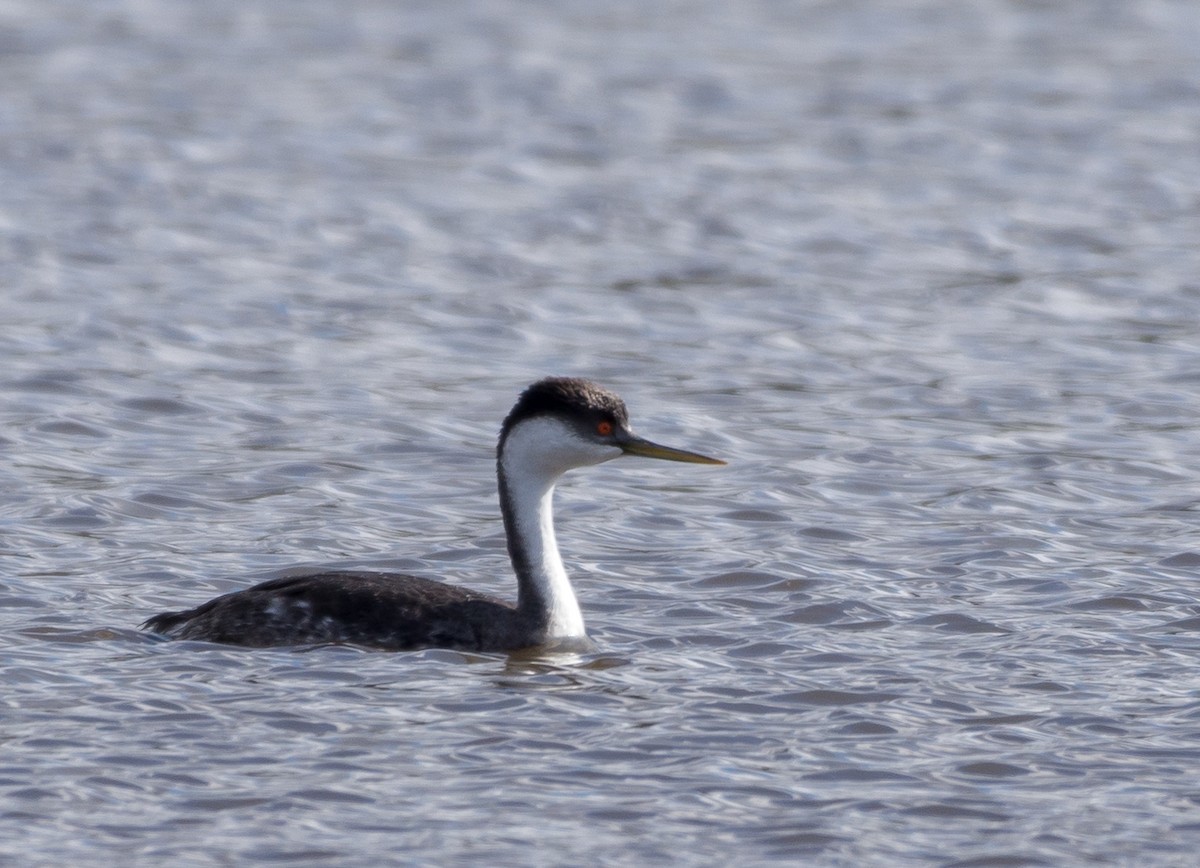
[499,417,622,641]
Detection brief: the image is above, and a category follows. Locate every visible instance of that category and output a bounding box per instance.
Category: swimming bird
[142,377,725,651]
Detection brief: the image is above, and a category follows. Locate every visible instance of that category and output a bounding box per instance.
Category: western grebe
[142,377,725,651]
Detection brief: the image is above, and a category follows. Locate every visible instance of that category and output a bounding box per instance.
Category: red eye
[597,420,614,436]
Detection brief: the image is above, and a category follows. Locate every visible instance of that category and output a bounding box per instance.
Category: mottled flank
[143,571,534,651]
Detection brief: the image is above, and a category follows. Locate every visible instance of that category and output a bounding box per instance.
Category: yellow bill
[619,435,726,465]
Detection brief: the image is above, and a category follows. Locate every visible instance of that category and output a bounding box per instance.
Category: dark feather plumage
[500,377,629,447]
[142,571,533,651]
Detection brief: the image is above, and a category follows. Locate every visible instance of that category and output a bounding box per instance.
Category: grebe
[142,377,725,651]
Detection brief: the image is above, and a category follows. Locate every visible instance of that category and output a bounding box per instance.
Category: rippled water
[4,0,1200,864]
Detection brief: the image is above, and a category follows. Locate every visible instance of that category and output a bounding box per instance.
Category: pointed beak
[617,433,726,465]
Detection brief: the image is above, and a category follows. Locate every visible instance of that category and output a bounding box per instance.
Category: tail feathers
[141,610,191,636]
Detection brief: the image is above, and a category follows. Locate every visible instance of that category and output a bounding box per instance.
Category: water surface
[3,1,1200,864]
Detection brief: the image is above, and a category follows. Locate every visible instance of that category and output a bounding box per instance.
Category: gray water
[4,0,1200,864]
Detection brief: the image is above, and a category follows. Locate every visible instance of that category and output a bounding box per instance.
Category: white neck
[504,472,584,640]
[498,417,622,641]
